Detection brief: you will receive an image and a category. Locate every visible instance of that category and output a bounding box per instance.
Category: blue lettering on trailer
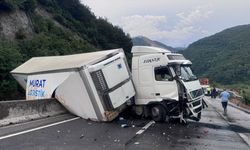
[28,89,45,97]
[28,79,46,97]
[29,79,46,87]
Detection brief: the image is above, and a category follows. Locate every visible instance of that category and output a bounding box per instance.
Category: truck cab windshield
[180,65,197,81]
[172,65,197,81]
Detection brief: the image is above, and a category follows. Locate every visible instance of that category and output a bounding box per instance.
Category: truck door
[154,66,178,100]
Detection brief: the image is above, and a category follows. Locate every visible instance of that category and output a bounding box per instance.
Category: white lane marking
[239,133,250,147]
[0,117,80,140]
[136,120,155,135]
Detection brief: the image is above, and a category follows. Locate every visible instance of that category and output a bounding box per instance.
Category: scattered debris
[185,136,191,139]
[80,134,84,139]
[203,129,209,134]
[121,124,129,128]
[117,117,129,128]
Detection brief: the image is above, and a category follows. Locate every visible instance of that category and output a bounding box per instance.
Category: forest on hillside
[182,25,250,103]
[0,0,132,100]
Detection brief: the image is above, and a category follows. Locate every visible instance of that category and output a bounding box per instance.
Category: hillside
[182,24,250,86]
[0,0,132,100]
[132,36,178,52]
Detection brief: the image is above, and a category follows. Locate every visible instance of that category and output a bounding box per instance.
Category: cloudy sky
[80,0,250,47]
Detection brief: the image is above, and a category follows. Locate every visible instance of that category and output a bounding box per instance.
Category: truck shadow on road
[191,121,250,133]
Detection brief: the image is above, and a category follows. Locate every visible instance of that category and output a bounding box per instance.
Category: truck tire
[150,104,166,122]
[133,106,144,116]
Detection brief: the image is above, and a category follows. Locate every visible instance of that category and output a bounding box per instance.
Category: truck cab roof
[132,46,192,65]
[131,46,171,56]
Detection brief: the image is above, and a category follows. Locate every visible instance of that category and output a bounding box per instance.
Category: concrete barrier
[0,99,68,127]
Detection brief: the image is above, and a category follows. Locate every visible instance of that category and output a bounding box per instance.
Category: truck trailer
[11,49,135,121]
[11,46,204,123]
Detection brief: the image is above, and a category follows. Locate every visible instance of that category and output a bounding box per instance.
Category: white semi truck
[131,46,204,122]
[11,46,204,122]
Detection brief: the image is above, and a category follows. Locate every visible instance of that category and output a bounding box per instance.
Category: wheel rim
[151,107,160,117]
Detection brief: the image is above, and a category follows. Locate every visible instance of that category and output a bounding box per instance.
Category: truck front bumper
[186,97,203,119]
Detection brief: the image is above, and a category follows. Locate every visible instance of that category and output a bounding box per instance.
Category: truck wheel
[133,106,143,116]
[151,104,166,122]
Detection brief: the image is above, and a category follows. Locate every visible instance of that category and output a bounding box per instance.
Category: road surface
[0,97,249,150]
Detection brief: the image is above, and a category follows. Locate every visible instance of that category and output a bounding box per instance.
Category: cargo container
[11,49,135,121]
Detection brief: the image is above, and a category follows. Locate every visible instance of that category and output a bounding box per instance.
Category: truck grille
[194,106,202,113]
[190,89,203,99]
[192,100,201,107]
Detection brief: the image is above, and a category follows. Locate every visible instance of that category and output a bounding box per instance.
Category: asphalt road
[0,97,249,150]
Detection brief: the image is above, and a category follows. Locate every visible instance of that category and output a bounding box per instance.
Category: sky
[80,0,250,47]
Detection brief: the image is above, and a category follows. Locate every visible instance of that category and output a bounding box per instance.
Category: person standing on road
[207,87,211,96]
[219,89,230,115]
[211,87,217,98]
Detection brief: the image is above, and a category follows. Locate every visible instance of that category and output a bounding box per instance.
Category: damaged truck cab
[131,46,204,122]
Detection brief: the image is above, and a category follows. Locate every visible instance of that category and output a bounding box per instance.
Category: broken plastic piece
[134,142,140,145]
[121,124,129,128]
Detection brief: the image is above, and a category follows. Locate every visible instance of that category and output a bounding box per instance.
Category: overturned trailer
[11,49,135,121]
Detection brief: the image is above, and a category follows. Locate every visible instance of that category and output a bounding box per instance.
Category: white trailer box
[11,49,135,121]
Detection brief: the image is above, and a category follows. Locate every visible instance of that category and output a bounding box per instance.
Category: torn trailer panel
[11,49,135,121]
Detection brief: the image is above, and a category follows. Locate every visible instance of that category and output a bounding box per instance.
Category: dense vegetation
[182,24,250,103]
[0,0,132,100]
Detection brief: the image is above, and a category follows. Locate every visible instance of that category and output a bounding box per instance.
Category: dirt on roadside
[230,98,250,110]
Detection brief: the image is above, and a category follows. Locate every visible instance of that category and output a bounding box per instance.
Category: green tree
[0,41,23,100]
[19,0,37,12]
[0,0,17,11]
